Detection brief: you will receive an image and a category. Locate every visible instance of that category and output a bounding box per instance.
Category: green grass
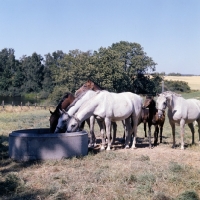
[1,96,200,199]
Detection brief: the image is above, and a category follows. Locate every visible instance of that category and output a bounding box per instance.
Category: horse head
[143,96,155,108]
[54,109,70,133]
[67,115,81,132]
[49,109,60,133]
[141,107,149,123]
[75,80,102,97]
[50,93,75,133]
[156,93,168,118]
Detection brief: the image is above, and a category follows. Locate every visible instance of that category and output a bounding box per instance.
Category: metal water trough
[9,128,88,161]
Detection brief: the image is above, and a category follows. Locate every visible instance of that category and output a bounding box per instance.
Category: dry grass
[1,103,200,199]
[164,76,200,91]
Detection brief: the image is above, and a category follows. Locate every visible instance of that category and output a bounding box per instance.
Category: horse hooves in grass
[100,146,106,151]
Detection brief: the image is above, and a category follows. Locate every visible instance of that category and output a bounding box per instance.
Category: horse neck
[76,95,100,122]
[67,91,96,116]
[61,94,75,109]
[168,94,182,111]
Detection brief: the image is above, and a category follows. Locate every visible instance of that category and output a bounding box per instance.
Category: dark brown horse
[49,93,75,132]
[75,80,117,145]
[143,96,165,148]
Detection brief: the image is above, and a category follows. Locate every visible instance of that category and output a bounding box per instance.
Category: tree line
[0,41,190,104]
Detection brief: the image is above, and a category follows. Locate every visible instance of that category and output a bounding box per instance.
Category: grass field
[164,76,200,91]
[1,93,200,199]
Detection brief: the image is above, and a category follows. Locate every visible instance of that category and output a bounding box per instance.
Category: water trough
[9,128,88,161]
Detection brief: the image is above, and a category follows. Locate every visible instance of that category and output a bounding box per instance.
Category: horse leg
[188,123,195,144]
[196,120,200,145]
[104,118,112,150]
[111,122,117,145]
[124,117,132,149]
[96,119,106,150]
[144,122,147,137]
[153,125,159,146]
[180,119,185,150]
[169,120,176,148]
[160,124,163,143]
[122,120,126,143]
[148,122,152,148]
[87,116,96,148]
[131,116,139,149]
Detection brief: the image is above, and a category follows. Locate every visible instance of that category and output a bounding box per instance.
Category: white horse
[156,91,200,150]
[66,90,143,150]
[54,90,117,147]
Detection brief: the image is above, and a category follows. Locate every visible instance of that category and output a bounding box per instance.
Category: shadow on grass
[0,186,49,200]
[0,135,9,159]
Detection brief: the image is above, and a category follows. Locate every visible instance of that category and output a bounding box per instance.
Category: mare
[142,96,165,148]
[54,90,100,146]
[66,90,143,150]
[156,91,200,150]
[49,92,75,132]
[75,80,117,144]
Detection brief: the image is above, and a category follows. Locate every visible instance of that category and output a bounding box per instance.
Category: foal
[143,96,165,148]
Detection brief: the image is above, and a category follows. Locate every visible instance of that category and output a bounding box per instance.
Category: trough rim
[9,128,88,138]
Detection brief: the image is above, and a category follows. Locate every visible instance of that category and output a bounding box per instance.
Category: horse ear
[49,109,53,114]
[59,109,63,115]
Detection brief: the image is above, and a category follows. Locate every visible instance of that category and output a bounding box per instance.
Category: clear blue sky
[1,0,200,75]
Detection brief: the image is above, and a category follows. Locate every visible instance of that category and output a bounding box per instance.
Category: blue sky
[0,0,200,75]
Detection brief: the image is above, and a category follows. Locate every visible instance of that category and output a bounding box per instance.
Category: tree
[0,48,16,95]
[20,53,44,93]
[111,41,158,94]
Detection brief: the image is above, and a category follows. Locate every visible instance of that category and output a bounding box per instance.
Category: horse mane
[161,91,182,97]
[66,90,91,111]
[89,80,104,90]
[87,79,104,90]
[145,95,156,108]
[54,92,71,113]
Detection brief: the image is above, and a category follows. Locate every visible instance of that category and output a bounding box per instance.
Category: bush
[164,80,191,93]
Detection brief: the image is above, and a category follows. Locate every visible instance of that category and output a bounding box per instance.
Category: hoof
[100,146,105,151]
[88,144,94,148]
[93,143,97,148]
[125,145,130,149]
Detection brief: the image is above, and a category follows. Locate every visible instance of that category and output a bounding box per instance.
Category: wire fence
[1,100,55,111]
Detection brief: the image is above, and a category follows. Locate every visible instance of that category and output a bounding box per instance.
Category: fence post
[2,100,4,110]
[35,103,36,109]
[21,102,22,110]
[28,101,30,109]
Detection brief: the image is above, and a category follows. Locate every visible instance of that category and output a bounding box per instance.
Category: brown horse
[143,96,165,148]
[75,80,117,145]
[49,93,75,132]
[75,79,103,97]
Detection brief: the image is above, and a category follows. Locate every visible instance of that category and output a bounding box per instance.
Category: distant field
[164,76,200,90]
